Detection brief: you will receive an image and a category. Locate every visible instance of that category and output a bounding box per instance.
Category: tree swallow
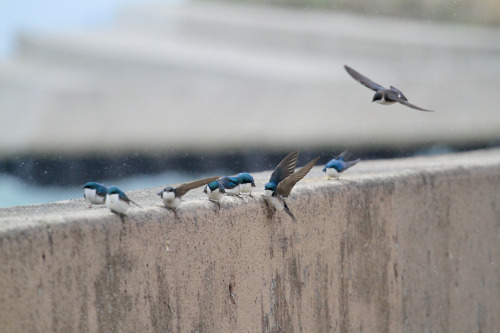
[106,186,141,218]
[323,151,360,179]
[218,176,241,196]
[344,65,434,112]
[203,180,226,208]
[264,152,320,222]
[157,176,219,217]
[82,182,108,208]
[235,172,256,196]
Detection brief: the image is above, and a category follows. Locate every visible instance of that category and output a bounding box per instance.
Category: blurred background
[1,0,499,207]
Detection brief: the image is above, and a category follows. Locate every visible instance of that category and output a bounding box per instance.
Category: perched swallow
[82,182,108,208]
[106,186,141,217]
[344,65,434,112]
[264,152,319,222]
[323,151,360,179]
[157,176,219,217]
[235,172,256,196]
[218,176,241,196]
[218,172,256,197]
[203,180,226,208]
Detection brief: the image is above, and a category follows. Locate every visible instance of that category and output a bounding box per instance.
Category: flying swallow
[344,65,434,112]
[106,186,141,219]
[264,152,319,222]
[323,151,360,179]
[82,182,108,208]
[157,176,219,217]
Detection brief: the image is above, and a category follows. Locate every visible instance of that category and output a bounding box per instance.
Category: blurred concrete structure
[247,0,500,25]
[0,1,500,156]
[1,148,500,331]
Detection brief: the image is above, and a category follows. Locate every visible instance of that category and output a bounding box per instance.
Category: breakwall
[1,149,500,332]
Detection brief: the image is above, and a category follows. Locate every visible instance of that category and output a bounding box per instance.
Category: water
[0,170,197,208]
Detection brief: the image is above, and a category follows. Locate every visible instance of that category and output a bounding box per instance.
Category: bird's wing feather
[96,185,108,197]
[269,151,299,184]
[389,86,408,101]
[276,156,319,197]
[130,199,142,208]
[344,65,385,91]
[218,176,239,190]
[343,159,360,170]
[398,100,434,112]
[119,192,142,208]
[335,150,348,160]
[175,176,220,197]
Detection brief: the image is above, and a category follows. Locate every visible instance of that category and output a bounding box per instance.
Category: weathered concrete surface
[1,2,500,156]
[1,148,500,332]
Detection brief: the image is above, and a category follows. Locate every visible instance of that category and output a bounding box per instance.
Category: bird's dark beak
[251,182,256,187]
[157,190,163,196]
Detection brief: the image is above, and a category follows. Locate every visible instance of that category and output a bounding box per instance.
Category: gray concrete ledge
[1,149,500,331]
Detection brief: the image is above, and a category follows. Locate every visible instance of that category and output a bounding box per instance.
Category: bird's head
[157,186,174,196]
[107,186,126,199]
[237,173,256,187]
[264,182,276,197]
[82,182,99,190]
[264,182,276,192]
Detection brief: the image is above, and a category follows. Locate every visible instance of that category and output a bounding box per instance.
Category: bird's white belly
[84,188,105,204]
[325,168,340,179]
[224,184,241,195]
[106,194,129,214]
[240,183,253,194]
[264,190,284,211]
[162,193,182,210]
[207,188,224,201]
[376,99,395,105]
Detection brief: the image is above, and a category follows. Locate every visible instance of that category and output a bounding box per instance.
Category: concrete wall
[1,149,500,332]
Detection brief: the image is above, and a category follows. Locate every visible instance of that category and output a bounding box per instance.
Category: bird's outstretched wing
[335,150,348,160]
[345,65,385,91]
[175,176,220,197]
[398,100,434,112]
[269,151,299,184]
[276,156,319,197]
[343,158,360,171]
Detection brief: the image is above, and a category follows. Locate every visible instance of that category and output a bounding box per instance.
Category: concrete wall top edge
[1,148,499,231]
